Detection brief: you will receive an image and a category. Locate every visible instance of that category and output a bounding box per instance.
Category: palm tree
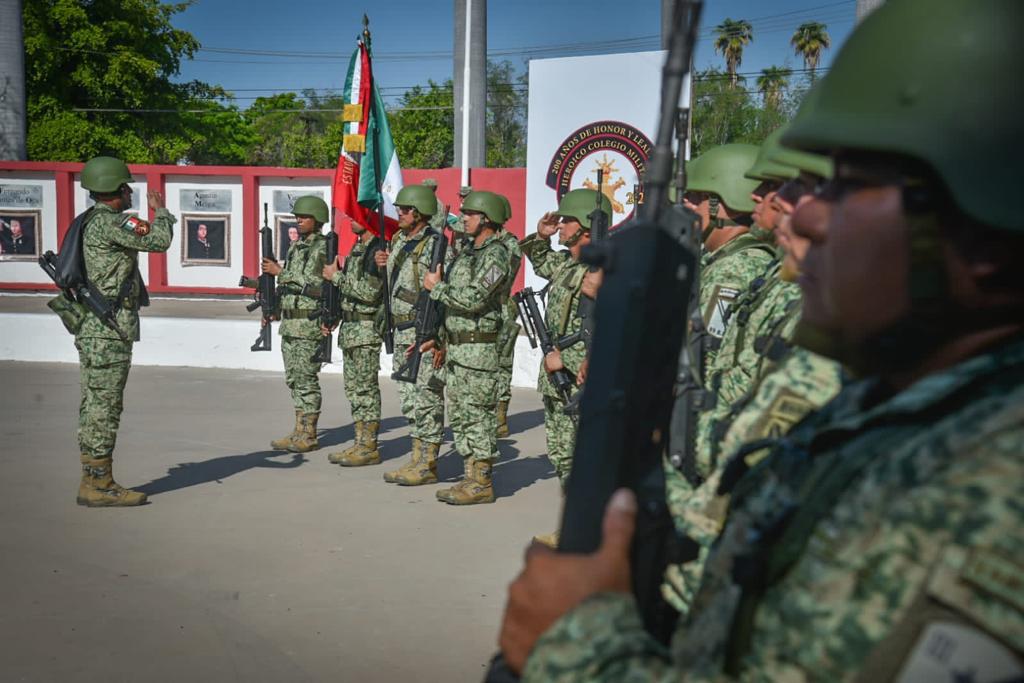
[757,67,791,110]
[714,18,753,88]
[790,22,831,80]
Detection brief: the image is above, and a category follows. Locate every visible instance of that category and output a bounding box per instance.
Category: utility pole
[0,0,27,160]
[856,0,885,23]
[453,0,487,183]
[661,0,674,49]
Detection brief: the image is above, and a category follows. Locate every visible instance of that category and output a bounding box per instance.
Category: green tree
[791,22,831,80]
[485,60,527,167]
[692,68,787,155]
[713,18,754,87]
[23,0,254,163]
[388,79,455,169]
[243,91,346,168]
[756,66,791,110]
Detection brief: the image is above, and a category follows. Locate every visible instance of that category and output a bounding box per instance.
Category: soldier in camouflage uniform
[494,193,523,439]
[520,189,611,490]
[422,191,514,505]
[377,185,451,485]
[683,144,775,355]
[321,220,385,466]
[72,156,174,507]
[496,2,1024,679]
[264,195,329,453]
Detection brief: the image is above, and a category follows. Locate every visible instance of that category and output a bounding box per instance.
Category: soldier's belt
[281,308,317,320]
[393,312,416,324]
[341,310,377,323]
[448,331,499,345]
[394,287,419,305]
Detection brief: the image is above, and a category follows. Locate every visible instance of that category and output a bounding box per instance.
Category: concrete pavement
[0,361,558,682]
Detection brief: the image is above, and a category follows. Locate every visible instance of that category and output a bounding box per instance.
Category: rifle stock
[310,224,341,364]
[391,219,449,384]
[240,203,276,352]
[513,287,576,407]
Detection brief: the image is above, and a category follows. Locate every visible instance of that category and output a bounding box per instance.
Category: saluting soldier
[421,191,514,505]
[74,156,174,507]
[264,195,329,454]
[321,218,385,467]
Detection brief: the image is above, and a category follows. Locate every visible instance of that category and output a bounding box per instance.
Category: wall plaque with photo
[180,189,233,213]
[0,184,43,209]
[0,210,42,261]
[181,213,231,266]
[275,216,300,262]
[273,189,324,215]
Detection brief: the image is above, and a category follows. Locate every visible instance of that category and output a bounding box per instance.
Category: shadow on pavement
[507,407,544,434]
[137,450,306,496]
[493,448,554,500]
[316,415,409,450]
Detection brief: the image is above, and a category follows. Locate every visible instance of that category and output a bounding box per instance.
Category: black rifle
[484,2,702,679]
[39,250,129,342]
[514,286,576,408]
[391,217,449,384]
[240,203,277,352]
[310,211,342,363]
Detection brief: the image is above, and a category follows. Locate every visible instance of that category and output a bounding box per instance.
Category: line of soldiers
[496,0,1024,679]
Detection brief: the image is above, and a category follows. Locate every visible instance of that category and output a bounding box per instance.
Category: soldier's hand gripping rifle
[514,286,576,411]
[239,203,277,352]
[484,2,703,680]
[310,212,342,363]
[39,250,129,343]
[391,216,449,383]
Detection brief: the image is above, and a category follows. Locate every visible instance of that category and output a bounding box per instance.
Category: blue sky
[172,0,857,107]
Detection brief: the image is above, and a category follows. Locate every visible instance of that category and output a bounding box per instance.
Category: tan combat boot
[334,421,382,467]
[287,413,320,453]
[328,421,364,464]
[383,437,420,483]
[394,439,438,486]
[532,531,560,548]
[77,457,147,507]
[271,411,302,450]
[436,459,495,505]
[496,400,511,438]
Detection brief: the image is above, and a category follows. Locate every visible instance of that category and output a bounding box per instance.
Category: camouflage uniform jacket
[331,234,384,349]
[78,203,175,341]
[698,232,776,350]
[431,233,513,371]
[387,226,451,323]
[276,231,326,339]
[520,233,587,398]
[497,229,524,344]
[525,335,1024,683]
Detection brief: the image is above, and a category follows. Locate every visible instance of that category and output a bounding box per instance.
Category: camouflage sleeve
[101,208,174,252]
[338,267,383,306]
[430,246,511,313]
[279,238,327,290]
[520,233,569,281]
[522,593,682,683]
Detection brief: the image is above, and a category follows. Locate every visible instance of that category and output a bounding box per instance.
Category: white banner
[525,50,673,291]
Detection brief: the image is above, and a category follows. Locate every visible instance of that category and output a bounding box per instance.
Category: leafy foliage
[692,68,799,155]
[713,18,754,87]
[791,22,831,79]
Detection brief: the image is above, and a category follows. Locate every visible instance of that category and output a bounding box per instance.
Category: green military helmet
[459,185,473,198]
[421,178,438,189]
[394,184,438,217]
[748,128,833,182]
[556,188,612,230]
[686,144,761,213]
[499,194,512,222]
[81,156,133,193]
[783,0,1019,230]
[461,191,510,225]
[292,195,329,224]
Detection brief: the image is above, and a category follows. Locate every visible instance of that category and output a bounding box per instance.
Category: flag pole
[364,15,395,354]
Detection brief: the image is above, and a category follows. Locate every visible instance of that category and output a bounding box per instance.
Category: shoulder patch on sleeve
[704,285,740,338]
[479,263,504,290]
[894,621,1023,683]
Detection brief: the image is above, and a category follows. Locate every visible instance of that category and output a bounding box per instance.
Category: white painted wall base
[0,313,543,388]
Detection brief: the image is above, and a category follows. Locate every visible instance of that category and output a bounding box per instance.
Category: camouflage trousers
[496,324,518,404]
[342,344,381,422]
[543,395,577,488]
[448,361,499,462]
[282,336,322,414]
[392,329,445,445]
[76,337,132,460]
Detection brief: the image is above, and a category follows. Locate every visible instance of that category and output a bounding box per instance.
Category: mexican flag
[332,40,403,240]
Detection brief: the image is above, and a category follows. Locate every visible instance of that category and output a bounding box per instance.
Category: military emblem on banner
[545,120,653,229]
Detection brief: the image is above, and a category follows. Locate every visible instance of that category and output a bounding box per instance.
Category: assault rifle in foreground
[310,212,342,363]
[240,203,277,352]
[514,286,576,409]
[484,2,703,679]
[39,249,129,343]
[391,217,449,383]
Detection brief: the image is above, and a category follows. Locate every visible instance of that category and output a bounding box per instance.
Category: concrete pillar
[0,0,27,160]
[662,0,675,50]
[453,0,487,176]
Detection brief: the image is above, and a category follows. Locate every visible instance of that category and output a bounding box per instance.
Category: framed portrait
[275,217,300,262]
[181,213,231,267]
[0,210,42,261]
